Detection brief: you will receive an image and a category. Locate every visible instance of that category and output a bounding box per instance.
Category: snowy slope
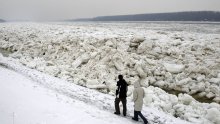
[0,55,190,124]
[0,66,135,124]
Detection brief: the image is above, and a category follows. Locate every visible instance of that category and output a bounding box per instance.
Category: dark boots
[133,111,148,124]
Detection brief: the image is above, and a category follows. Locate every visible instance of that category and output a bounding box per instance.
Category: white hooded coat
[133,81,145,111]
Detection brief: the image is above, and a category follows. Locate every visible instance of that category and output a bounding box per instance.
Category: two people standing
[114,75,148,124]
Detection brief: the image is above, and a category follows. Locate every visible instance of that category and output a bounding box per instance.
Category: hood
[134,81,141,88]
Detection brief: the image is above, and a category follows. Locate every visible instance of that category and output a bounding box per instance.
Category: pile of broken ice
[0,23,220,124]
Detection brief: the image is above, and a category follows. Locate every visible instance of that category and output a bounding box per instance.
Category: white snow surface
[0,66,132,124]
[0,54,190,124]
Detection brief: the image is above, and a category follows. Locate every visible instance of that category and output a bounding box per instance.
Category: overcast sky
[0,0,220,20]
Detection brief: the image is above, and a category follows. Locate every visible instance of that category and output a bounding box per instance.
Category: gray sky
[0,0,220,20]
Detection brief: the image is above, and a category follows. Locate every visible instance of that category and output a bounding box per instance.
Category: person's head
[118,75,123,80]
[134,81,141,88]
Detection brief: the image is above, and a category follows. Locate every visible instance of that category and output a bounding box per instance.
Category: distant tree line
[74,11,220,22]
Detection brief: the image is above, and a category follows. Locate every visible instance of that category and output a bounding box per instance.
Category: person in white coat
[132,81,148,124]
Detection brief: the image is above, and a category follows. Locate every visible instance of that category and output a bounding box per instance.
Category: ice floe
[0,22,220,124]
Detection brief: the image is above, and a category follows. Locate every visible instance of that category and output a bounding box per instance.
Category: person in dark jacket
[114,75,128,116]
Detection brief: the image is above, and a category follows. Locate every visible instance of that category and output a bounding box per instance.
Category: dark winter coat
[116,79,128,98]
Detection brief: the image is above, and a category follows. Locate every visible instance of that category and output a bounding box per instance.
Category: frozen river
[0,22,220,124]
[56,21,220,34]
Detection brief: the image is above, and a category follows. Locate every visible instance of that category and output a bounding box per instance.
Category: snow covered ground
[0,22,220,124]
[0,66,135,124]
[0,55,190,124]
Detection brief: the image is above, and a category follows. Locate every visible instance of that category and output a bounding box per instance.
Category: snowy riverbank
[0,54,191,124]
[0,22,220,124]
[0,66,137,124]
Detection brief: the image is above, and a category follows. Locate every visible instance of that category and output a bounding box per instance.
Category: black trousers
[114,98,127,115]
[133,110,148,124]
